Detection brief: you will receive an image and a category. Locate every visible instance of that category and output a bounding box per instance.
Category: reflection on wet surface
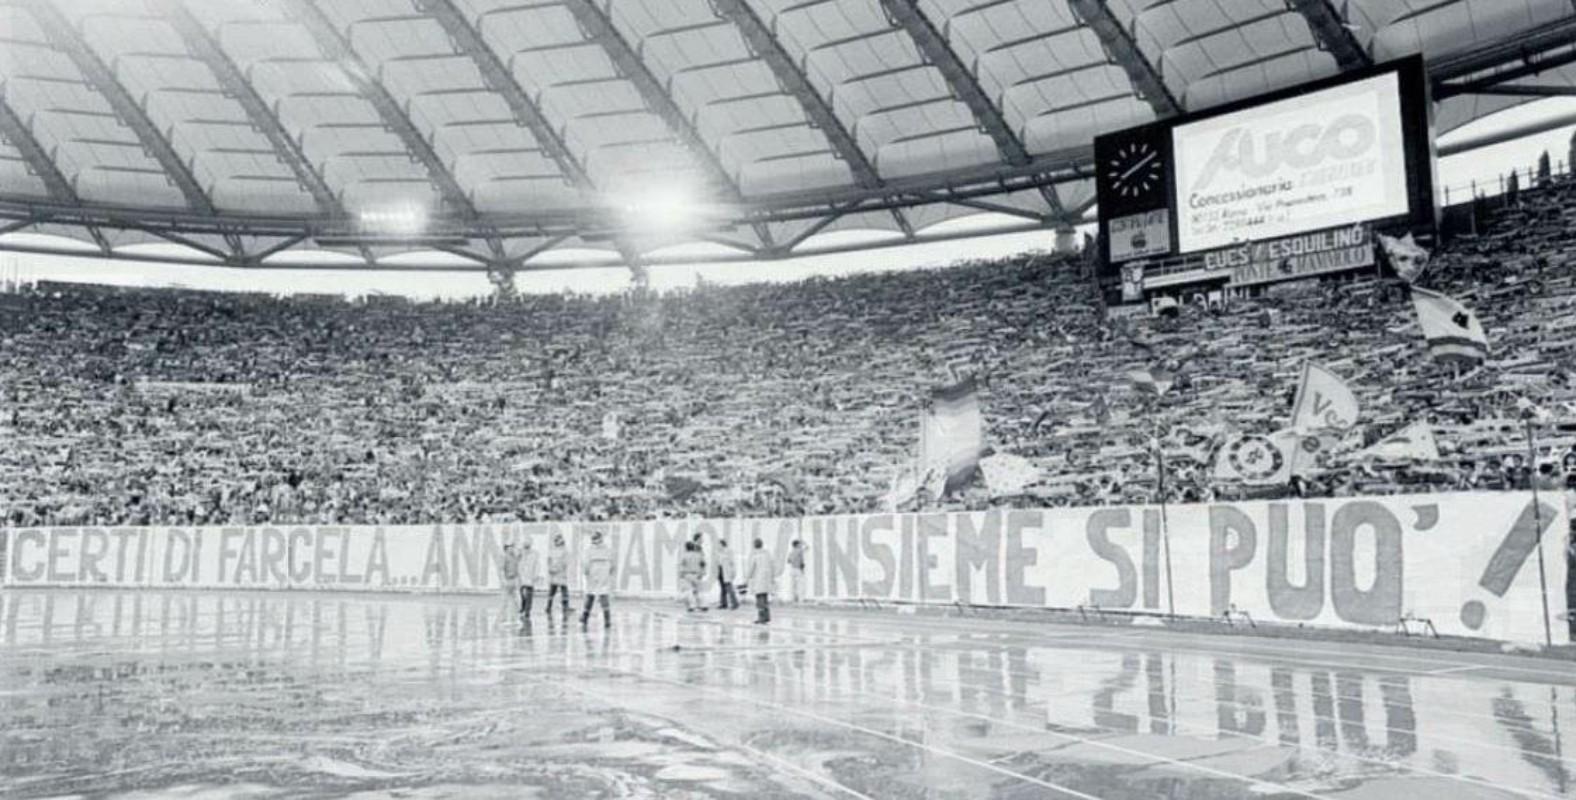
[1,590,1574,799]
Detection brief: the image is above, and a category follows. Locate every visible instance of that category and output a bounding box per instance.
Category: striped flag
[919,376,984,497]
[1411,287,1488,364]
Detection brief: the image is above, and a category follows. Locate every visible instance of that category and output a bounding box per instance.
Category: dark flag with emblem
[1411,287,1488,364]
[664,475,704,501]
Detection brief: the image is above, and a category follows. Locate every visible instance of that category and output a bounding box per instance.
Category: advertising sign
[1173,72,1410,252]
[1109,210,1172,262]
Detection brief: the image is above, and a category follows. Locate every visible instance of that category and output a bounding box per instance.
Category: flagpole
[1153,417,1177,619]
[1525,416,1555,649]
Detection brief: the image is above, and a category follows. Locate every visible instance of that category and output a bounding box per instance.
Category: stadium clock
[1107,141,1164,200]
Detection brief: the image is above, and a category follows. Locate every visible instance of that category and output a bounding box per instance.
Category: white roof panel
[0,0,1568,265]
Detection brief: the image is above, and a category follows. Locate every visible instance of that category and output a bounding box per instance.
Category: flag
[918,376,984,497]
[664,475,704,501]
[761,470,803,497]
[1354,422,1440,462]
[1289,362,1360,431]
[1378,231,1430,283]
[1091,393,1111,426]
[1213,429,1303,485]
[885,467,919,512]
[1411,287,1488,364]
[978,453,1040,497]
[1515,395,1552,423]
[1128,368,1175,396]
[1030,408,1054,435]
[601,410,620,441]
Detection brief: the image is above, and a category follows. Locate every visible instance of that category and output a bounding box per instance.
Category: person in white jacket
[546,533,570,621]
[742,538,777,625]
[580,530,615,629]
[716,539,739,610]
[499,543,522,624]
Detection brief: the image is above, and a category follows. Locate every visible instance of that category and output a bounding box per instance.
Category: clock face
[1106,141,1163,199]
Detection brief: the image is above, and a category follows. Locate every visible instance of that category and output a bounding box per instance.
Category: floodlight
[358,205,427,234]
[620,185,699,234]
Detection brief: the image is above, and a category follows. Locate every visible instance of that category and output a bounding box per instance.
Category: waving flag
[1354,422,1441,462]
[1412,287,1488,364]
[1213,429,1303,485]
[1128,368,1175,396]
[919,376,984,497]
[885,467,920,512]
[1378,231,1431,283]
[1289,362,1360,431]
[979,453,1040,497]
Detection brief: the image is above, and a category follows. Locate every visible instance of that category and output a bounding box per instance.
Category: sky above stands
[3,98,1574,301]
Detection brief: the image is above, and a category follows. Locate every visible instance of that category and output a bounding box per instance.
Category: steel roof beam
[1433,17,1576,99]
[157,0,344,221]
[0,214,1060,271]
[422,0,665,267]
[713,0,883,191]
[559,0,742,199]
[280,0,479,223]
[1066,0,1179,118]
[418,0,589,191]
[877,0,1067,221]
[0,93,110,252]
[1286,0,1370,71]
[24,0,216,216]
[0,144,1094,235]
[1459,84,1576,98]
[0,95,76,203]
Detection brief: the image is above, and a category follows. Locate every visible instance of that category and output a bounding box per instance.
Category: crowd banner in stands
[1205,224,1375,287]
[1,492,1565,645]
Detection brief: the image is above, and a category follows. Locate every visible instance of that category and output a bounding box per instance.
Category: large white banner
[1,493,1566,645]
[1174,71,1410,253]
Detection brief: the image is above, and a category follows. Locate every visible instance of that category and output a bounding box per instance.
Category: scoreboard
[1095,56,1437,280]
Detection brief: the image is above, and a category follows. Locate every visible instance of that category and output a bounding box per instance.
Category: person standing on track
[499,543,523,625]
[517,537,540,619]
[743,537,777,625]
[678,540,706,612]
[580,530,615,629]
[716,538,739,610]
[547,533,571,621]
[787,539,807,603]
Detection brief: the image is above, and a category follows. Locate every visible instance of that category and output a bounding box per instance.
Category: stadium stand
[6,172,1576,529]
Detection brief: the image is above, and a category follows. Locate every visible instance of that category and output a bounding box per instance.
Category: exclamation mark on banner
[1460,499,1556,630]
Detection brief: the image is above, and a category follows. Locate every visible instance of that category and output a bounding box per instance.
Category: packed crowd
[5,176,1576,528]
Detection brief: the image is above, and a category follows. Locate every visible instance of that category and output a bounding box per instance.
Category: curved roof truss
[0,0,1572,271]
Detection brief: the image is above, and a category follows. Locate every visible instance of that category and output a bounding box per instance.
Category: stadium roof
[1,0,1575,272]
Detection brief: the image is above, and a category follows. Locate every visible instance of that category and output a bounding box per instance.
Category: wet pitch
[1,589,1574,798]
